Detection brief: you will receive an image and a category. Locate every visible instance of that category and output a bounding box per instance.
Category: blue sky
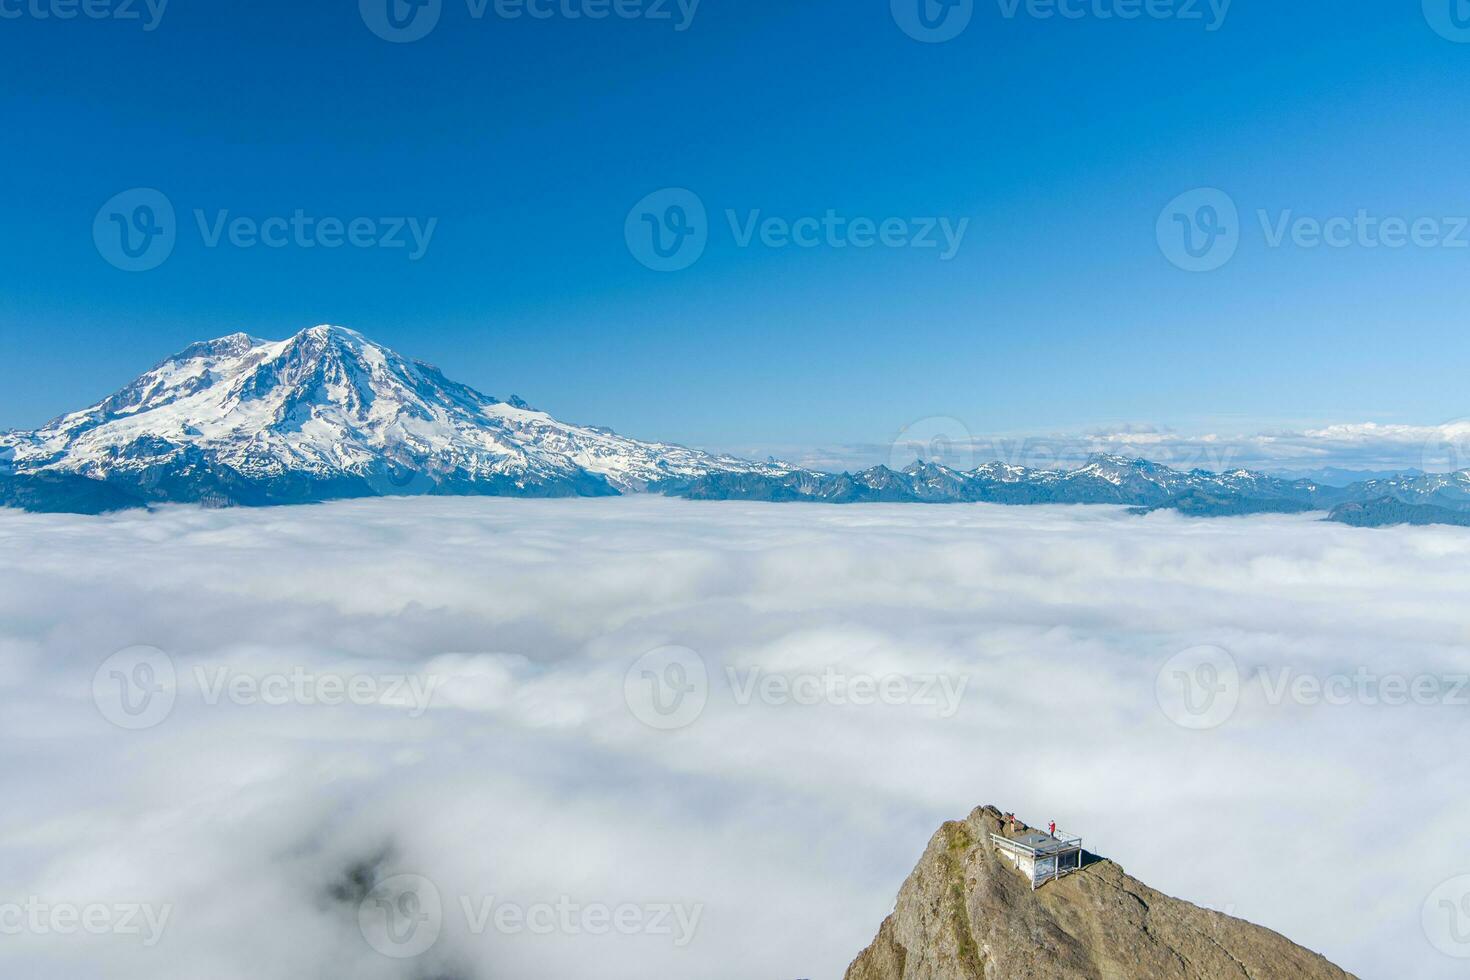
[4,0,1470,465]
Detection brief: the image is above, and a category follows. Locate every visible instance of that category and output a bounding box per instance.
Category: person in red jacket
[1049,820,1057,837]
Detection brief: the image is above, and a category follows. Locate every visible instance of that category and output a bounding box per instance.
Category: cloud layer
[1,497,1466,978]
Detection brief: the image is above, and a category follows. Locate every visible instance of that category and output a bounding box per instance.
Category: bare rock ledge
[845,805,1356,980]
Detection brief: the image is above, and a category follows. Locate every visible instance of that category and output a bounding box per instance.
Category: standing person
[1049,820,1056,837]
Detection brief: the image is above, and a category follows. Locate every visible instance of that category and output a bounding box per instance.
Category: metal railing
[989,831,1083,856]
[990,831,1086,890]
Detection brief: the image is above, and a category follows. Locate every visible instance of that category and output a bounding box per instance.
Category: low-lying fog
[2,496,1464,978]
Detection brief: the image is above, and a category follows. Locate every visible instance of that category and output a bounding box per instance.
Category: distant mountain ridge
[1329,496,1470,528]
[3,325,1470,526]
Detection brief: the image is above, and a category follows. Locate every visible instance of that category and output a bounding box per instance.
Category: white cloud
[0,497,1466,978]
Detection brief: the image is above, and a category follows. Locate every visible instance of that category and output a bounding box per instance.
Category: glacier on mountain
[4,324,1470,525]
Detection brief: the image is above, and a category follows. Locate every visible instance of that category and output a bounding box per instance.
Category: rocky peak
[845,805,1355,980]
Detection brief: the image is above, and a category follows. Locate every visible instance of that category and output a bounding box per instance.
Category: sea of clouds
[0,496,1466,978]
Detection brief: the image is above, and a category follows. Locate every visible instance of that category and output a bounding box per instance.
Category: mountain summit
[846,805,1355,980]
[4,326,1470,523]
[0,325,788,507]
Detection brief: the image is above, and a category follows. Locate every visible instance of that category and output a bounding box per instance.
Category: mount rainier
[3,325,1470,526]
[0,325,792,509]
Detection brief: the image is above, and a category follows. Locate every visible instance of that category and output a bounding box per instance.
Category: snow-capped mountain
[677,453,1342,509]
[3,324,1470,526]
[0,325,792,505]
[1351,468,1470,508]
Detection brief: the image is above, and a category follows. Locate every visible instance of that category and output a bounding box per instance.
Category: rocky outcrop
[845,806,1355,980]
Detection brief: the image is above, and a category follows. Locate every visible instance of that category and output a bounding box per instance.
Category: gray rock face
[845,806,1355,980]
